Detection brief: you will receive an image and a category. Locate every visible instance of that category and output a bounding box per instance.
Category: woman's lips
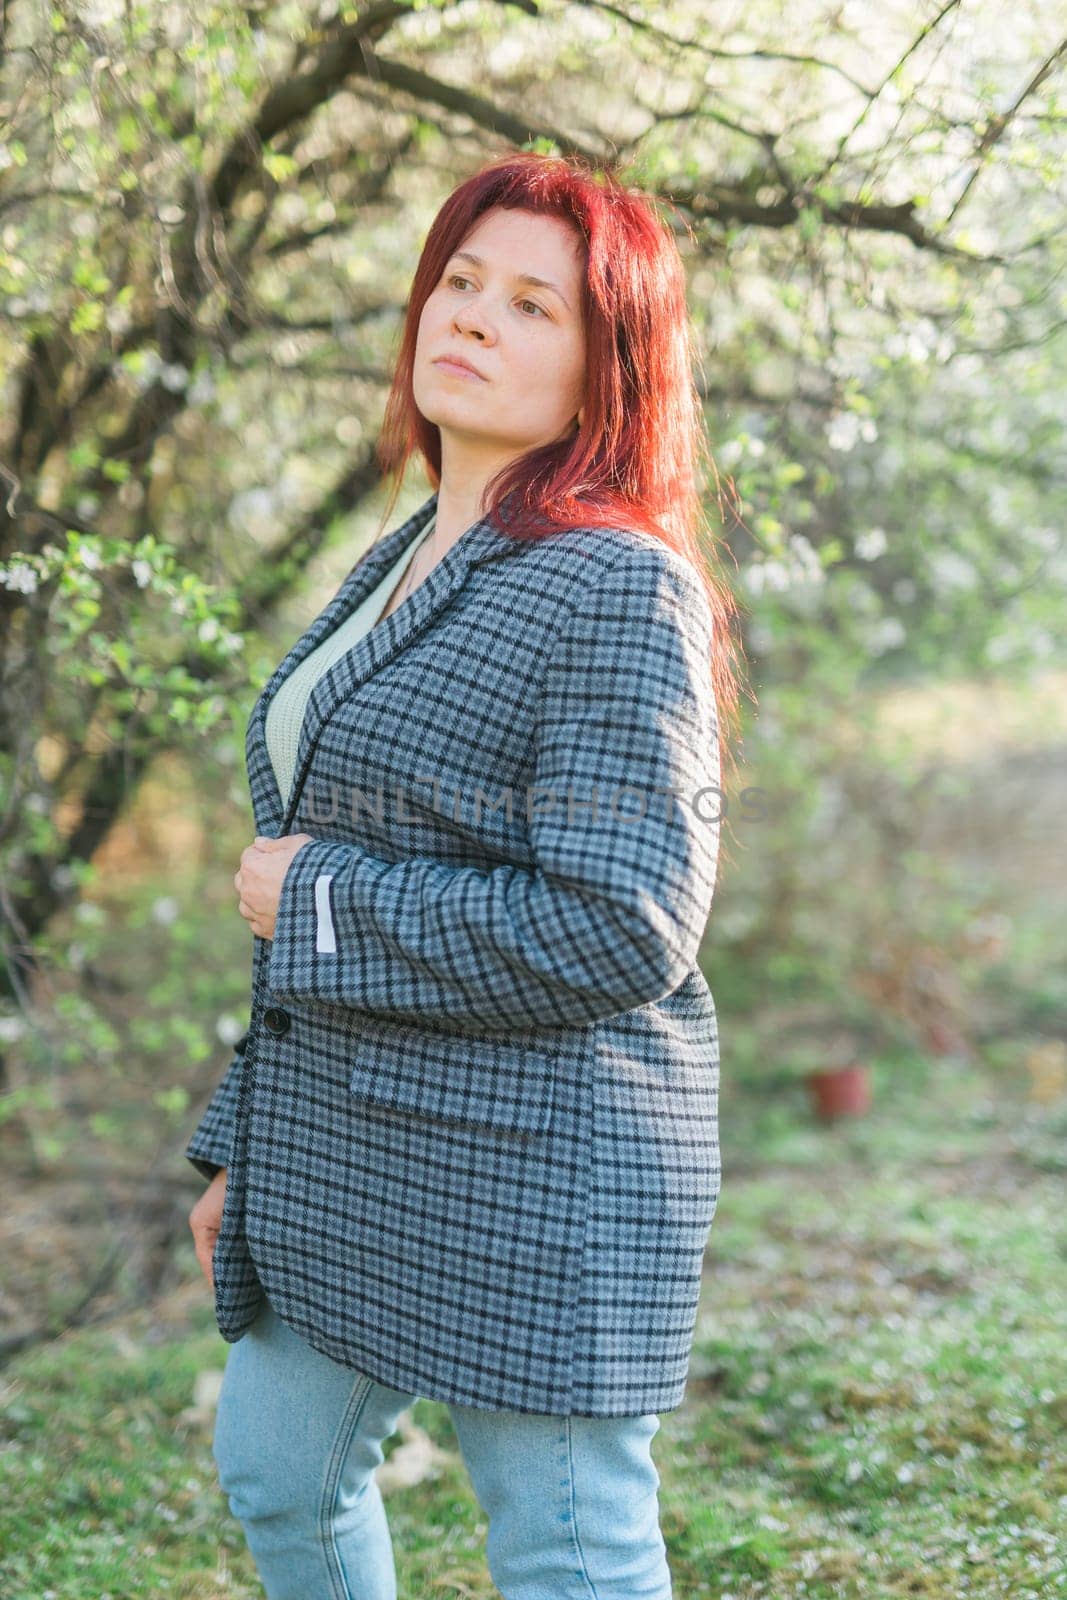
[433,358,487,381]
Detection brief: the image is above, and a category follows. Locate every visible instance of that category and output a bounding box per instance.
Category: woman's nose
[454,305,496,340]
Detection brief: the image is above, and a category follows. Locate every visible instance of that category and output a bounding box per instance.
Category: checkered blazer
[185,491,722,1417]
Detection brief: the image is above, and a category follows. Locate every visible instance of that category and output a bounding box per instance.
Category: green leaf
[262,150,298,182]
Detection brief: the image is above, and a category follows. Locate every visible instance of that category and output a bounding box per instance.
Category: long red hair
[376,150,749,807]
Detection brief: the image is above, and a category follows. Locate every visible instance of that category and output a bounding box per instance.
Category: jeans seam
[565,1416,600,1599]
[319,1375,377,1600]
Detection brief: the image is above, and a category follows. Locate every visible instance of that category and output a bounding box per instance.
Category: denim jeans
[212,1296,674,1599]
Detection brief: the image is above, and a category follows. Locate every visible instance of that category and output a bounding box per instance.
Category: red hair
[376,151,749,805]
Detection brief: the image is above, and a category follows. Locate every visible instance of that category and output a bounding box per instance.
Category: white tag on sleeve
[314,872,337,954]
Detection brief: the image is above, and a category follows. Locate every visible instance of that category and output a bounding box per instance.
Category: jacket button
[263,1006,291,1036]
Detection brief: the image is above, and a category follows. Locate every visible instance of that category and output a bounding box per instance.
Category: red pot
[806,1061,872,1121]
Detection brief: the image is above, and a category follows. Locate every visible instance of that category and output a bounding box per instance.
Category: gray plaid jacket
[185,491,722,1417]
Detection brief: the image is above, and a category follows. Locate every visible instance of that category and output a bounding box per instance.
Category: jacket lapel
[245,492,518,835]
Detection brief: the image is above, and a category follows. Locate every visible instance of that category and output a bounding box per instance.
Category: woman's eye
[446,275,547,318]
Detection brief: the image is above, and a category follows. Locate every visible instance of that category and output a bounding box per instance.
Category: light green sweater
[265,514,434,808]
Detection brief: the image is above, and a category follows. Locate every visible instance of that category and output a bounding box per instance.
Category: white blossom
[0,562,39,594]
[1024,525,1058,552]
[106,302,134,336]
[929,549,978,590]
[229,486,277,536]
[788,533,824,580]
[188,370,216,406]
[81,0,123,23]
[867,617,906,654]
[161,363,190,393]
[216,1014,247,1047]
[130,349,164,390]
[855,526,888,561]
[826,411,878,451]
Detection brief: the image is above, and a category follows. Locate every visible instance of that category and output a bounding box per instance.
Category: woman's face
[413,206,587,456]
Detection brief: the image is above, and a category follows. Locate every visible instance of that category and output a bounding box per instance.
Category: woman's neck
[433,440,517,554]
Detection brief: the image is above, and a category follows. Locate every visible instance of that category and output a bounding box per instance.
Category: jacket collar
[247,491,518,833]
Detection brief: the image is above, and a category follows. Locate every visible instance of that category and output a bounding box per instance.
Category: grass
[1,1039,1065,1598]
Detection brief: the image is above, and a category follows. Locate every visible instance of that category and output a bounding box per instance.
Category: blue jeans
[212,1297,674,1599]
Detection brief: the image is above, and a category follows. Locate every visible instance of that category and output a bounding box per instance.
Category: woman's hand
[233,833,313,940]
[189,1167,228,1290]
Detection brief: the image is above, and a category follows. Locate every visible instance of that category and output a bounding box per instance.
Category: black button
[263,1006,291,1036]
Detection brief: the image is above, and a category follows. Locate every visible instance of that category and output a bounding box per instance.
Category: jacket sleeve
[266,543,720,1035]
[184,1031,249,1181]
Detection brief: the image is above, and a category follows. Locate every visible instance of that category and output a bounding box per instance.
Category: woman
[186,151,741,1600]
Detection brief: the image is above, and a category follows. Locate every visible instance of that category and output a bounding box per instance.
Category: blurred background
[1,3,1064,1597]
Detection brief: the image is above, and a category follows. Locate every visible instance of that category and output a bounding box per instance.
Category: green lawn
[2,1041,1064,1598]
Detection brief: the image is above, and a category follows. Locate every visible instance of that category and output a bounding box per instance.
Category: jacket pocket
[346,1014,556,1136]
